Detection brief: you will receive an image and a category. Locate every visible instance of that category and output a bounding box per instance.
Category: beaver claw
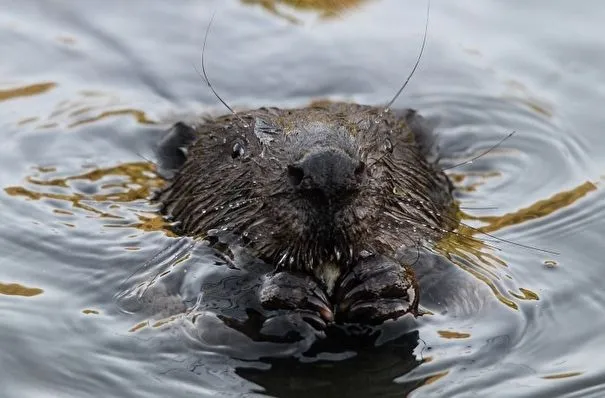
[333,255,419,325]
[260,272,334,330]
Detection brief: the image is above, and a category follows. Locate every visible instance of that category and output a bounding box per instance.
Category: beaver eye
[232,142,245,159]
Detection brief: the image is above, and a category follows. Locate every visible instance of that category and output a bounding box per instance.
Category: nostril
[287,164,305,186]
[354,161,366,180]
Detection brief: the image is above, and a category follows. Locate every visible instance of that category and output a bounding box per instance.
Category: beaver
[154,101,457,329]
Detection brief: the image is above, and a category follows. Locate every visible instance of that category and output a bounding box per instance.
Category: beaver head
[157,102,454,292]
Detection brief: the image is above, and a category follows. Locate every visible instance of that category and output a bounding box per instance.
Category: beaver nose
[287,149,365,196]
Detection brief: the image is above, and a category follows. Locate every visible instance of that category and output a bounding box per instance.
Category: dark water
[1,0,604,397]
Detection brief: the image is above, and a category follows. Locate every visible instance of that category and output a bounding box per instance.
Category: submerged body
[156,102,456,327]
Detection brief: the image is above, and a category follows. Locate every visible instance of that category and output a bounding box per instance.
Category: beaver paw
[260,272,334,330]
[334,255,419,325]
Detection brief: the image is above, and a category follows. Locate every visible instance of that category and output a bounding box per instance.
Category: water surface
[1,0,604,397]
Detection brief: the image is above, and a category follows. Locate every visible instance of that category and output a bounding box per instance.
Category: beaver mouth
[260,194,364,274]
[270,222,357,269]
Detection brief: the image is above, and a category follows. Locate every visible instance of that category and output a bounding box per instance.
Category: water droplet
[278,252,288,266]
[383,139,393,153]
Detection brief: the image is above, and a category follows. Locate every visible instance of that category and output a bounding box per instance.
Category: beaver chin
[264,222,360,293]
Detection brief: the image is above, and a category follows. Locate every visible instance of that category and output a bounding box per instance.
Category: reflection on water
[437,330,471,339]
[434,179,598,309]
[236,330,425,397]
[542,372,583,380]
[473,180,597,234]
[242,0,370,22]
[0,283,44,297]
[67,109,156,128]
[4,162,170,234]
[0,82,57,102]
[1,0,605,397]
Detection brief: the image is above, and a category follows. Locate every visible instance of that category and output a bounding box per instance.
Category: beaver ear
[402,109,440,163]
[155,122,197,178]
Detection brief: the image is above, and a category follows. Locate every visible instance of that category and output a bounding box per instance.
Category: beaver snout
[287,148,365,198]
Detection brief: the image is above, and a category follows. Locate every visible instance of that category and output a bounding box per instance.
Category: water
[1,0,604,397]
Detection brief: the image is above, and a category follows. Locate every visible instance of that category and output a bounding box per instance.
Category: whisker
[161,183,289,204]
[383,0,431,111]
[402,198,558,255]
[441,131,516,171]
[385,213,504,254]
[133,150,158,167]
[195,12,249,128]
[457,220,560,255]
